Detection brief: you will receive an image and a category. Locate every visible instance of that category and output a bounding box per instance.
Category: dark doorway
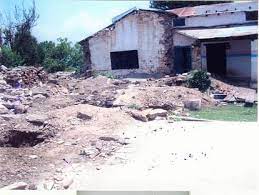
[110,50,139,70]
[174,46,192,74]
[206,43,227,75]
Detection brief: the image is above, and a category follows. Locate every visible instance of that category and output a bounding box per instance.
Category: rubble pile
[0,66,257,188]
[0,66,48,87]
[210,77,257,104]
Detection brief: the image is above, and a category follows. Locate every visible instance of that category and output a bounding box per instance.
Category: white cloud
[32,1,150,43]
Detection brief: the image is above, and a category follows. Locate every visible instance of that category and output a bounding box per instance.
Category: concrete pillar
[250,39,258,89]
[191,45,202,70]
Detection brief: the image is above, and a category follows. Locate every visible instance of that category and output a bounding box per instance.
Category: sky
[0,0,150,43]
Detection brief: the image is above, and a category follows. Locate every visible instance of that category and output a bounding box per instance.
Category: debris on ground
[0,67,257,188]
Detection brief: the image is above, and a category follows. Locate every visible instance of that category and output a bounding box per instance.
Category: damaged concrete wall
[226,39,251,78]
[84,10,174,76]
[201,39,252,78]
[251,39,258,87]
[173,32,202,71]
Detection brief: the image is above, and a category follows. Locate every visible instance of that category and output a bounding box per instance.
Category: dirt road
[55,121,258,195]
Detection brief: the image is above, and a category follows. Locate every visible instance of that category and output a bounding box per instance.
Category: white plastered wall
[88,11,170,75]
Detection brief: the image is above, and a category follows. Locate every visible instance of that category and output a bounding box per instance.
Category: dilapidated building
[80,1,258,86]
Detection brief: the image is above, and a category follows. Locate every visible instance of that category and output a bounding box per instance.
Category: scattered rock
[80,147,99,157]
[33,94,47,100]
[223,94,236,103]
[128,110,148,122]
[244,98,254,107]
[29,155,38,159]
[63,177,74,189]
[43,180,55,190]
[0,114,18,121]
[0,104,9,114]
[1,101,15,109]
[31,88,50,97]
[0,65,8,72]
[77,111,92,120]
[13,104,28,114]
[99,136,119,142]
[146,109,167,120]
[1,182,28,190]
[183,99,201,111]
[26,114,48,126]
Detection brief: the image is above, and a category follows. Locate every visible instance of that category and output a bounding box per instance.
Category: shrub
[0,46,25,67]
[187,70,211,92]
[43,58,66,73]
[128,104,141,110]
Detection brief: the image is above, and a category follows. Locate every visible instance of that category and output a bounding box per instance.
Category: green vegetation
[187,70,211,92]
[38,38,83,73]
[92,71,116,79]
[0,0,83,73]
[128,104,141,110]
[190,104,257,122]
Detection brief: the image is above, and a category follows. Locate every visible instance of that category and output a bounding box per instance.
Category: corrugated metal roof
[176,25,258,40]
[167,1,258,17]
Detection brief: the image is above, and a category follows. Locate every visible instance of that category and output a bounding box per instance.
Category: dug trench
[0,130,45,148]
[0,66,257,189]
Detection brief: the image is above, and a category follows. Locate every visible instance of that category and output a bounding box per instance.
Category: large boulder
[146,109,168,120]
[128,110,148,122]
[183,99,201,111]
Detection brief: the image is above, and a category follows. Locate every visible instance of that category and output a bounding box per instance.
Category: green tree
[38,38,84,73]
[0,0,40,66]
[0,45,24,67]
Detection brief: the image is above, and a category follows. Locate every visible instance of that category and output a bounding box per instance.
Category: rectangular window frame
[110,50,139,70]
[173,18,186,27]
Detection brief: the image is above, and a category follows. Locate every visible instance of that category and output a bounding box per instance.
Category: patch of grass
[128,104,141,110]
[190,104,257,122]
[92,71,116,79]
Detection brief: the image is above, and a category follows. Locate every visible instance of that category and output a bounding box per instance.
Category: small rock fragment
[63,177,73,189]
[77,111,92,120]
[1,182,28,190]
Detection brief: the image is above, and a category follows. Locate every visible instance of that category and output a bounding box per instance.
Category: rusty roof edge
[172,21,258,30]
[167,1,258,18]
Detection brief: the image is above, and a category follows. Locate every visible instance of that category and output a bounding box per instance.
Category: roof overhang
[175,24,258,40]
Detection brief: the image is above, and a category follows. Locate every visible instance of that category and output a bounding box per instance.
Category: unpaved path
[56,121,258,195]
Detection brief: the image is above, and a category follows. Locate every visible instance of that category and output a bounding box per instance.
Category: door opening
[206,43,227,75]
[174,46,192,74]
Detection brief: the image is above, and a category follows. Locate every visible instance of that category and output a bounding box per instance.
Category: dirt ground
[55,121,258,195]
[0,67,257,190]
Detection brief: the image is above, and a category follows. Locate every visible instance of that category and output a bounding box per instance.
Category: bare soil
[0,68,256,189]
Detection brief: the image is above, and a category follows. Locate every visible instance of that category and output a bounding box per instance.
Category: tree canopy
[0,0,84,73]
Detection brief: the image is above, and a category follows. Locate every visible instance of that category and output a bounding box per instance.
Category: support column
[250,39,258,89]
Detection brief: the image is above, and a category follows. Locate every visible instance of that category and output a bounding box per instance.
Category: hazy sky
[0,0,150,43]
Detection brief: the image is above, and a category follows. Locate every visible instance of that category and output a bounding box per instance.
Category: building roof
[167,1,258,17]
[80,8,176,44]
[176,24,258,40]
